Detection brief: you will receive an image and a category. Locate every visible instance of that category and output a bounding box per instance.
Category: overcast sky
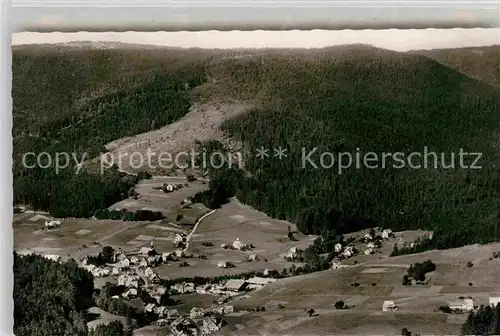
[11,5,500,31]
[9,1,499,51]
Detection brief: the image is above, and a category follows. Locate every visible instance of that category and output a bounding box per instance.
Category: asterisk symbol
[274,146,288,159]
[255,146,270,159]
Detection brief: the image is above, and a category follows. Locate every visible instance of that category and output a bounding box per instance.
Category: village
[14,176,500,335]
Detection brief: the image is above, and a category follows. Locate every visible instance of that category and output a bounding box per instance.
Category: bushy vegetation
[402,260,436,284]
[88,321,132,336]
[461,304,500,335]
[14,252,94,336]
[93,208,164,221]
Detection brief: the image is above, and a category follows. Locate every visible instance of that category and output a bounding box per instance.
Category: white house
[189,307,205,319]
[364,248,373,255]
[120,258,130,269]
[382,229,393,239]
[144,267,155,278]
[285,247,299,260]
[45,220,61,229]
[490,297,500,307]
[247,254,258,262]
[232,238,244,250]
[174,250,184,258]
[217,261,230,268]
[122,288,137,299]
[156,319,168,327]
[342,246,354,258]
[366,242,375,249]
[331,261,342,269]
[173,233,186,245]
[246,277,277,290]
[448,299,474,312]
[145,303,156,313]
[201,316,220,334]
[334,243,343,253]
[130,256,139,264]
[382,300,397,312]
[139,247,154,256]
[112,267,120,276]
[165,184,174,192]
[139,258,149,268]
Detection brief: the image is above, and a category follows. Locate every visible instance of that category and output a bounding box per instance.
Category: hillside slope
[412,45,500,88]
[12,44,500,250]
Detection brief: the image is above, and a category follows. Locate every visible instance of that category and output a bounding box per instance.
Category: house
[155,306,167,316]
[222,305,234,314]
[247,254,258,262]
[366,242,375,249]
[285,247,299,260]
[246,277,277,290]
[364,248,373,255]
[164,184,174,192]
[232,238,244,250]
[122,288,137,299]
[165,309,179,320]
[171,283,186,294]
[112,267,120,276]
[130,256,139,264]
[145,267,155,278]
[263,269,274,276]
[363,233,373,241]
[150,273,161,284]
[190,307,205,319]
[448,299,474,312]
[156,286,167,296]
[139,258,149,268]
[184,283,195,293]
[224,279,248,292]
[217,261,231,268]
[145,303,156,313]
[490,297,500,307]
[173,233,186,245]
[342,246,354,258]
[120,258,130,269]
[201,316,220,334]
[382,229,393,239]
[334,243,343,253]
[382,300,397,312]
[161,252,172,262]
[156,319,168,326]
[174,250,184,258]
[45,220,61,229]
[139,246,154,257]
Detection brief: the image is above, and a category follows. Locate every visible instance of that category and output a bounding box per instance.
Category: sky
[10,4,500,31]
[9,1,500,51]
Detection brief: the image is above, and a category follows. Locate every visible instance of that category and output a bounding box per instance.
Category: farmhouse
[334,243,342,253]
[173,233,186,245]
[490,297,500,307]
[190,307,205,319]
[217,261,233,268]
[382,229,393,239]
[122,288,138,299]
[232,238,245,250]
[200,316,220,334]
[224,279,248,292]
[448,299,474,312]
[342,246,354,258]
[382,300,397,312]
[246,277,277,290]
[139,247,154,257]
[366,242,375,249]
[45,220,61,229]
[364,248,374,255]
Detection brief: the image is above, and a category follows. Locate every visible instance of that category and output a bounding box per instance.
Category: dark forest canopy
[13,252,94,336]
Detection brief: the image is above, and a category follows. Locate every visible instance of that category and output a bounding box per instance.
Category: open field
[154,197,314,278]
[220,241,500,335]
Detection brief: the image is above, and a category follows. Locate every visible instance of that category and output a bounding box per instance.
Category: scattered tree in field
[334,301,345,310]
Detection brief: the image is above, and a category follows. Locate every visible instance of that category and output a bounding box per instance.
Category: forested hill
[12,44,500,249]
[199,45,500,249]
[412,45,500,88]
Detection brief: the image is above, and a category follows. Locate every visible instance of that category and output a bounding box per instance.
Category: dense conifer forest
[13,252,94,336]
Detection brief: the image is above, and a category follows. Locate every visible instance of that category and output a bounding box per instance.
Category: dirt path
[183,209,216,252]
